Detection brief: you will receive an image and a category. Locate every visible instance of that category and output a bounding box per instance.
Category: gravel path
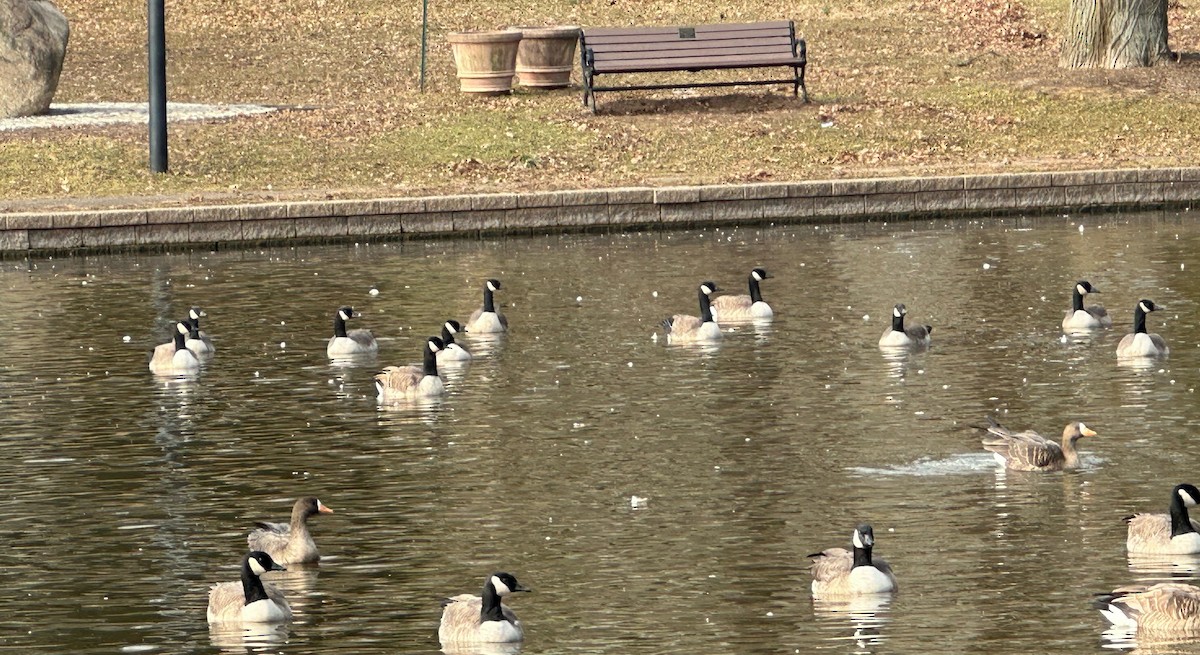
[0,102,279,132]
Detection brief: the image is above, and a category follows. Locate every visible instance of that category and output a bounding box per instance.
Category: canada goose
[327,306,378,357]
[206,551,292,623]
[439,572,531,644]
[466,279,507,333]
[1117,299,1169,358]
[148,322,202,375]
[374,337,446,401]
[1061,280,1112,332]
[980,417,1095,472]
[246,497,334,565]
[878,304,931,348]
[437,320,472,363]
[662,281,722,344]
[1097,583,1200,634]
[185,307,216,354]
[710,268,773,321]
[809,524,898,596]
[1126,483,1200,555]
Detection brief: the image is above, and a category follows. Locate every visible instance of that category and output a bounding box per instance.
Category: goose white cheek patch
[491,576,511,595]
[248,558,267,576]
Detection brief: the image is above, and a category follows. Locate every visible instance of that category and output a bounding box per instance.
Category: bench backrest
[582,21,800,69]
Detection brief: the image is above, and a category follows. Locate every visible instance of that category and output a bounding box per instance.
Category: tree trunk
[1060,0,1171,68]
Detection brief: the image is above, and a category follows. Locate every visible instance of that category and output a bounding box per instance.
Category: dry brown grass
[2,0,1199,211]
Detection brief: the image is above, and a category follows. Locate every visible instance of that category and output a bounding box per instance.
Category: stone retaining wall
[2,168,1198,256]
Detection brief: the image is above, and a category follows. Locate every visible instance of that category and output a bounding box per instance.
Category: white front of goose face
[752,269,765,281]
[428,339,442,353]
[248,556,268,576]
[444,321,458,334]
[487,280,500,292]
[339,309,352,321]
[1139,301,1153,314]
[1077,283,1088,296]
[491,575,512,596]
[176,322,190,335]
[893,306,905,318]
[852,528,873,549]
[1181,487,1200,507]
[700,283,715,296]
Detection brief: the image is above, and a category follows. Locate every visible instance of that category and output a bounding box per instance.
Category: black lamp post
[148,0,168,172]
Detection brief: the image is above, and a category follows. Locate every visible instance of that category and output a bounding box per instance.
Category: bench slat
[582,20,793,38]
[593,53,803,74]
[590,37,795,59]
[586,30,793,48]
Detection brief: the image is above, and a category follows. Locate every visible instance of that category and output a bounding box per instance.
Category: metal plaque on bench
[678,27,695,39]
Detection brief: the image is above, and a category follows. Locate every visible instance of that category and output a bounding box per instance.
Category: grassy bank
[2,0,1198,211]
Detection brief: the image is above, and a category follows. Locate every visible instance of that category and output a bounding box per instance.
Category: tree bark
[1060,0,1171,68]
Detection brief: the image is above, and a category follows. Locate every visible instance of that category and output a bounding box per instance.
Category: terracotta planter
[508,26,581,88]
[447,31,523,94]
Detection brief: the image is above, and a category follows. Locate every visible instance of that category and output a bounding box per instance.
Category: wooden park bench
[579,20,808,113]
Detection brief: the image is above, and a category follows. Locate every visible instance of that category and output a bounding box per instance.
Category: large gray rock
[0,0,69,118]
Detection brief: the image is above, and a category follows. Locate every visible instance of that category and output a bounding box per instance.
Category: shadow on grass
[587,91,814,116]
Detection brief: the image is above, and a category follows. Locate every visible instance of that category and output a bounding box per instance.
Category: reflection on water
[0,211,1199,654]
[208,621,291,654]
[813,595,893,653]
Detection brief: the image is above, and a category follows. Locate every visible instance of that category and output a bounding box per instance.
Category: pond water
[0,209,1198,655]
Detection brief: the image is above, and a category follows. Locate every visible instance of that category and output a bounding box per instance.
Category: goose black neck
[172,329,187,350]
[1071,288,1085,312]
[698,288,714,323]
[1133,306,1148,334]
[891,312,905,332]
[186,319,201,339]
[483,287,496,313]
[852,543,873,568]
[240,560,271,606]
[441,325,456,346]
[1171,493,1197,537]
[748,275,763,304]
[422,344,439,377]
[479,581,507,623]
[333,314,348,338]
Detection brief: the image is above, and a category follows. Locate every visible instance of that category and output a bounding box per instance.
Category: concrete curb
[3,168,1198,256]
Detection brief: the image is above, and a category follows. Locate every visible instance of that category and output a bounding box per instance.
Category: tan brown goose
[980,417,1096,472]
[246,497,334,565]
[1126,483,1200,555]
[465,279,508,333]
[1097,582,1200,634]
[809,524,897,596]
[662,281,722,344]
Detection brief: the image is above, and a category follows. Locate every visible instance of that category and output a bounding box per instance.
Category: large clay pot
[447,30,522,94]
[508,26,581,88]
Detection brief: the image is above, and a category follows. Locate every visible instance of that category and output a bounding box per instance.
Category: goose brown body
[246,497,334,565]
[980,418,1095,472]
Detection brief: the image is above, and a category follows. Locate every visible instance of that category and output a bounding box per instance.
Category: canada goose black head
[189,307,207,321]
[751,268,771,281]
[699,281,718,296]
[1176,484,1200,508]
[488,572,531,596]
[1076,281,1098,295]
[337,306,359,322]
[245,550,286,577]
[444,320,463,336]
[486,279,502,292]
[852,524,875,550]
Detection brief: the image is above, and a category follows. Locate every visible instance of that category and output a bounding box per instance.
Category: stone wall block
[346,215,404,236]
[914,190,966,214]
[0,230,29,250]
[402,212,454,234]
[137,223,193,245]
[147,207,195,224]
[864,193,916,216]
[558,205,610,226]
[29,228,83,250]
[376,198,427,214]
[558,190,610,205]
[81,226,138,248]
[812,195,866,217]
[609,204,658,225]
[660,202,713,223]
[516,192,563,208]
[699,185,745,202]
[606,188,654,204]
[654,187,702,204]
[711,199,764,221]
[964,188,1017,211]
[468,194,518,211]
[293,216,349,238]
[242,219,297,242]
[453,210,506,232]
[190,221,242,243]
[505,207,560,228]
[744,182,791,199]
